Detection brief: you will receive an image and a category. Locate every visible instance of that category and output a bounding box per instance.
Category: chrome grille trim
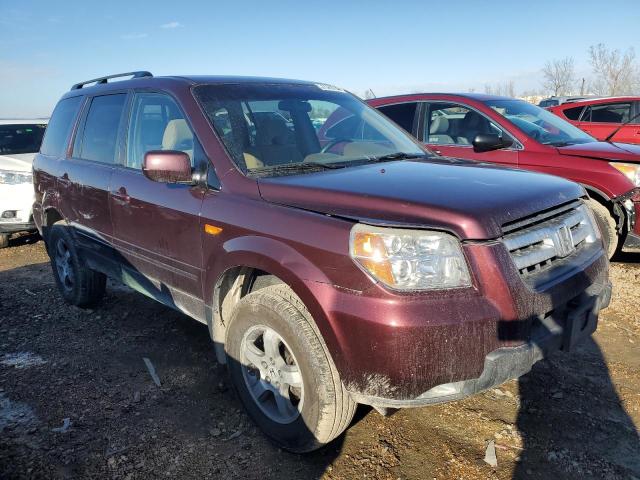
[503,202,598,276]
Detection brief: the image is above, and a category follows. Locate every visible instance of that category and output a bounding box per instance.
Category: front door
[421,102,519,166]
[109,92,205,319]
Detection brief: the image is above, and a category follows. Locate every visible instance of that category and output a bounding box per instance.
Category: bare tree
[588,44,637,95]
[542,57,576,96]
[504,80,515,97]
[483,81,515,97]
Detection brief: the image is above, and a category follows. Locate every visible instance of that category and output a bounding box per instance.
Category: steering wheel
[321,138,353,153]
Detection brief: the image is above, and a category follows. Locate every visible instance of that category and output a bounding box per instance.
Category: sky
[1,0,639,117]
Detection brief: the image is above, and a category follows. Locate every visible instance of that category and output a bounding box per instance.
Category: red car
[369,94,640,257]
[548,96,640,145]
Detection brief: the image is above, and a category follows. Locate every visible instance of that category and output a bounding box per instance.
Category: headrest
[430,116,449,134]
[255,116,291,146]
[162,119,193,150]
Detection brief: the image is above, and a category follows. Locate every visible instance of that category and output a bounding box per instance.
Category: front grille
[503,201,599,277]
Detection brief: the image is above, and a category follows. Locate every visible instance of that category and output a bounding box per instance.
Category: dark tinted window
[582,103,631,123]
[76,94,126,164]
[538,99,558,108]
[40,96,83,157]
[377,102,417,133]
[0,124,47,155]
[563,106,584,121]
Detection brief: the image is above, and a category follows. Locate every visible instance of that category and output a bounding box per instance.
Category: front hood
[257,159,584,240]
[557,142,640,163]
[0,153,36,172]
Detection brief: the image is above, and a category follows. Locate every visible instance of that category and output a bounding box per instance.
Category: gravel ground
[0,235,638,479]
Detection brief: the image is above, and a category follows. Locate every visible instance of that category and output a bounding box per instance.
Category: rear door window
[377,102,418,133]
[40,96,83,157]
[581,103,631,124]
[74,94,127,164]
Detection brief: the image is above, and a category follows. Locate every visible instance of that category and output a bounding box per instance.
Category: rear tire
[225,284,356,452]
[585,199,618,259]
[0,234,9,249]
[48,224,106,307]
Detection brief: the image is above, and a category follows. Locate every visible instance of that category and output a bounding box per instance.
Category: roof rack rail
[70,71,153,90]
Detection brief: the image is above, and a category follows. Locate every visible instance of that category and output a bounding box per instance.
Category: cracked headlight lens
[610,162,640,187]
[349,224,471,290]
[0,169,33,185]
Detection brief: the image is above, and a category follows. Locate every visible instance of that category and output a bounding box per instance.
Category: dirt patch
[1,239,638,479]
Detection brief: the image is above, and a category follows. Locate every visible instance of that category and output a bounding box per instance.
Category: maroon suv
[33,73,611,452]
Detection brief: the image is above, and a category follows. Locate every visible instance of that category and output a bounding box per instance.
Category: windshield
[193,83,426,176]
[0,124,47,155]
[485,99,595,146]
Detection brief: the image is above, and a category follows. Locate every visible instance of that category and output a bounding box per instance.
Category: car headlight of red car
[610,162,640,187]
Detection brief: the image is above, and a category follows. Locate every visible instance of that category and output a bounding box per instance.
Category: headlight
[610,162,640,187]
[0,169,33,185]
[349,224,472,290]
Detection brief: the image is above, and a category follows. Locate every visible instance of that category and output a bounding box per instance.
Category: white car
[0,119,48,248]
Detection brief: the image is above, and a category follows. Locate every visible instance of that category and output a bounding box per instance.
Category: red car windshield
[486,100,595,146]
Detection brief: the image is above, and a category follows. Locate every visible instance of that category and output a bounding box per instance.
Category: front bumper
[310,238,609,407]
[0,221,36,234]
[0,183,35,235]
[354,281,611,408]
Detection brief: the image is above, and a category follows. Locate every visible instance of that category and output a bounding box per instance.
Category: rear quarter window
[562,106,584,121]
[40,96,83,157]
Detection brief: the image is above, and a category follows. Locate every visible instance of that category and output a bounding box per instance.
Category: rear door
[64,93,128,249]
[577,101,634,142]
[109,91,206,319]
[420,102,519,166]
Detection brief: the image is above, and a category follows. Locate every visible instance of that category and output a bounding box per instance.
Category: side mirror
[472,134,513,153]
[142,150,193,183]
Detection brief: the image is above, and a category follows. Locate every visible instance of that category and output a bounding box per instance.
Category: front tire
[48,224,106,307]
[225,284,356,452]
[585,199,618,259]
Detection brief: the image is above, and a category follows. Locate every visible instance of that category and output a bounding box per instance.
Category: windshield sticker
[315,83,345,92]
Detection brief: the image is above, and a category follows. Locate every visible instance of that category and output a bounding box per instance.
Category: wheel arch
[204,237,343,368]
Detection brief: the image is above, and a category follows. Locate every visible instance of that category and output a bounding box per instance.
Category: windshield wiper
[604,110,640,142]
[546,141,576,147]
[248,161,345,177]
[360,152,428,163]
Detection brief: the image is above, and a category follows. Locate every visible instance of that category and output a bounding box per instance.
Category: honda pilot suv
[33,72,611,452]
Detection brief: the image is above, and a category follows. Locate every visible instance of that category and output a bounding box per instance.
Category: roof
[66,72,322,93]
[0,118,49,125]
[168,75,320,86]
[369,92,516,104]
[552,96,640,108]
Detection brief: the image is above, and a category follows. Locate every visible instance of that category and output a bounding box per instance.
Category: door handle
[58,173,72,187]
[111,187,130,203]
